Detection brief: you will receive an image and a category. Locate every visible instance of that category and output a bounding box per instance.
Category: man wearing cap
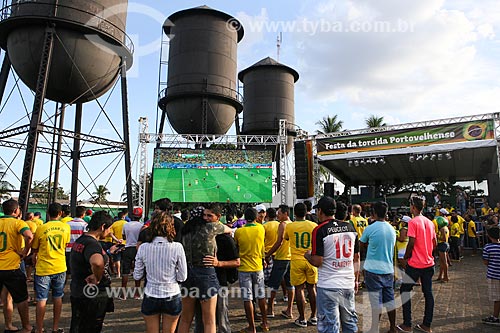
[305,197,360,333]
[255,204,267,225]
[120,207,143,299]
[83,209,93,223]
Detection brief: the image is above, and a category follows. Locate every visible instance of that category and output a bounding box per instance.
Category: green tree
[0,164,13,200]
[365,115,387,128]
[316,115,343,134]
[93,185,110,204]
[31,180,68,204]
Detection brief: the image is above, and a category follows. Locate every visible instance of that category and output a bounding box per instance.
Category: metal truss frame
[147,133,280,148]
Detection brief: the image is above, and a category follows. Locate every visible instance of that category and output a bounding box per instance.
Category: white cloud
[291,0,500,123]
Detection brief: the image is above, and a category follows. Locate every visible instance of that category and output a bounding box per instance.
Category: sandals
[414,324,432,332]
[280,310,293,319]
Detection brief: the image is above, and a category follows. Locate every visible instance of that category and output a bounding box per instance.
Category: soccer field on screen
[152,167,273,203]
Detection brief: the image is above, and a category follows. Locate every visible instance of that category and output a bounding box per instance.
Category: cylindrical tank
[160,6,243,135]
[0,0,133,104]
[238,57,299,137]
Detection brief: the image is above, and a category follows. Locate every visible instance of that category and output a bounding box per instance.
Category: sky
[1,0,500,202]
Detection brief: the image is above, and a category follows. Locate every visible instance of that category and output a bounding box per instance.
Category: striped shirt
[483,242,500,280]
[133,237,187,298]
[66,218,87,253]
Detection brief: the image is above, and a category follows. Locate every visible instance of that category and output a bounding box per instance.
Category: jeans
[364,271,395,310]
[400,265,434,328]
[70,294,109,333]
[317,287,358,333]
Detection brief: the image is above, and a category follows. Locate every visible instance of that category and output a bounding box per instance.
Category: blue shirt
[360,221,396,275]
[483,243,500,280]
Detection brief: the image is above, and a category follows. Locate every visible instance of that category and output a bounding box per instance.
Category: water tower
[238,56,299,150]
[158,6,244,135]
[0,0,134,213]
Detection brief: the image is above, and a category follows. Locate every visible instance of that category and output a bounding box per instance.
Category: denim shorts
[35,272,66,301]
[364,270,395,310]
[437,242,450,253]
[268,259,293,291]
[239,270,266,301]
[141,294,182,316]
[182,266,219,300]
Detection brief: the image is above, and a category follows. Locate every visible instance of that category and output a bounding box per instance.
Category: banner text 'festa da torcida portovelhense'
[316,120,495,156]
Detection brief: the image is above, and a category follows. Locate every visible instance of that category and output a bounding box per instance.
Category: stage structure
[138,121,292,211]
[300,113,500,202]
[0,0,134,214]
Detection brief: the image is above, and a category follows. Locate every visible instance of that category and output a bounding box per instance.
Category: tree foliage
[316,115,343,134]
[31,180,69,204]
[365,115,387,128]
[92,185,110,204]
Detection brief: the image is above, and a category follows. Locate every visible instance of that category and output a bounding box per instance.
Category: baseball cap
[313,196,336,214]
[401,215,411,223]
[439,208,449,215]
[132,207,143,217]
[254,204,266,212]
[86,209,93,215]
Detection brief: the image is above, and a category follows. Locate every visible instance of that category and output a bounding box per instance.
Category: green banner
[317,120,495,156]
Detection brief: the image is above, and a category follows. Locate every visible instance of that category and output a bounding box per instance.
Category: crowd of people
[0,192,499,333]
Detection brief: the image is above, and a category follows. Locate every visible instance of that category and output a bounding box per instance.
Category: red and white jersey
[311,219,359,289]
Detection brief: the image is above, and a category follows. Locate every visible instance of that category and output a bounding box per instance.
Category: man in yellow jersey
[255,204,267,224]
[449,216,461,261]
[33,212,44,227]
[32,202,70,333]
[262,208,279,286]
[109,210,127,278]
[0,199,34,333]
[60,204,73,224]
[265,204,294,320]
[466,214,478,256]
[23,212,38,282]
[350,204,367,287]
[450,211,465,259]
[285,202,318,328]
[234,207,269,333]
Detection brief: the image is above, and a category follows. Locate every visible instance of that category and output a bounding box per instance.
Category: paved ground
[2,249,498,332]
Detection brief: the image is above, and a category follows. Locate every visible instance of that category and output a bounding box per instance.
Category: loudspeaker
[487,173,500,205]
[324,183,335,197]
[295,140,314,199]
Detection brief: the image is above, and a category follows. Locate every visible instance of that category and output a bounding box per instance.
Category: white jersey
[311,219,359,289]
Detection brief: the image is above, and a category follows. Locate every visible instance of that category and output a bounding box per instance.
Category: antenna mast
[277,32,282,62]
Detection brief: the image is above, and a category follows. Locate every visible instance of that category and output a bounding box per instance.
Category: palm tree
[365,115,387,128]
[93,185,110,204]
[316,115,343,134]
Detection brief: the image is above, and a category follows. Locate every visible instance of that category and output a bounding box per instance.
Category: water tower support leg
[0,54,11,106]
[70,103,82,216]
[52,104,65,203]
[121,58,134,215]
[18,25,55,214]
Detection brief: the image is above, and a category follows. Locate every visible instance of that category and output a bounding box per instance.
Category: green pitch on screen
[152,168,273,203]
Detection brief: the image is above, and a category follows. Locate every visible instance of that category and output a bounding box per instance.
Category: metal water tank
[160,6,243,135]
[238,57,299,136]
[0,0,133,104]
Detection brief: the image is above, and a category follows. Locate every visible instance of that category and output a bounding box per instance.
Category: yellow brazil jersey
[456,215,465,234]
[467,221,476,238]
[350,216,367,238]
[432,219,439,234]
[450,222,460,238]
[285,220,318,261]
[274,220,292,260]
[33,218,44,227]
[61,216,73,224]
[438,226,449,243]
[0,216,30,270]
[25,220,37,234]
[111,219,127,244]
[482,207,492,216]
[263,220,279,254]
[234,222,265,272]
[32,221,71,276]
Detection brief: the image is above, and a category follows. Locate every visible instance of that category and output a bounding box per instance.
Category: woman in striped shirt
[134,210,188,333]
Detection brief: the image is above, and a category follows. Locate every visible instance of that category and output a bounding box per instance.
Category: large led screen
[152,148,273,203]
